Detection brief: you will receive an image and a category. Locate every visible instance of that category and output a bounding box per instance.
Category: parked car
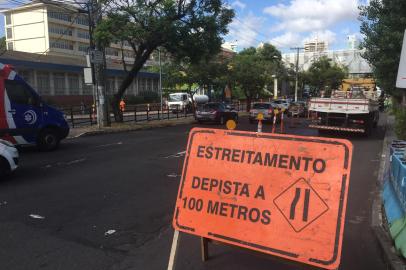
[288,101,306,117]
[249,102,274,123]
[0,139,18,178]
[196,102,238,124]
[0,64,69,151]
[271,99,290,111]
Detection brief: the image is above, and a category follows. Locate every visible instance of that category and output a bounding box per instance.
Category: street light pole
[290,47,304,102]
[159,49,163,115]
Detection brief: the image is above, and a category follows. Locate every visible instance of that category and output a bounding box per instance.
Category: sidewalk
[67,116,196,138]
[372,114,406,270]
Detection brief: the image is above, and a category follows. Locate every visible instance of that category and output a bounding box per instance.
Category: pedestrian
[120,99,126,113]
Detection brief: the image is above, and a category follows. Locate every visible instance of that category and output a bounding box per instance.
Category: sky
[0,0,370,53]
[224,0,370,52]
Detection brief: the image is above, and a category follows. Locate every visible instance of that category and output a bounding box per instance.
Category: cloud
[231,0,246,10]
[228,13,265,48]
[270,32,302,48]
[264,0,359,32]
[270,30,337,49]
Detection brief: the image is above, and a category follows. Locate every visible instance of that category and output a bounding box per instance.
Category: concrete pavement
[0,116,387,269]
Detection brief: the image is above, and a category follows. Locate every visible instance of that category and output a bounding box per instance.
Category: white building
[282,48,372,77]
[2,0,156,65]
[304,39,328,53]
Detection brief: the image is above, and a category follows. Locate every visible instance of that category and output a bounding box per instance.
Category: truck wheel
[364,119,373,137]
[0,157,11,179]
[38,128,60,151]
[373,112,379,128]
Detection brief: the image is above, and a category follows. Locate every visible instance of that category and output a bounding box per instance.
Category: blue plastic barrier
[383,140,406,258]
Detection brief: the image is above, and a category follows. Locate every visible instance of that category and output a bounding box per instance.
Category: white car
[0,139,19,178]
[271,99,290,111]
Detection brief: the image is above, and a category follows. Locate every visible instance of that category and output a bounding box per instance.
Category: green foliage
[301,56,347,96]
[94,0,234,97]
[359,0,406,97]
[229,44,283,104]
[0,36,5,54]
[394,106,406,140]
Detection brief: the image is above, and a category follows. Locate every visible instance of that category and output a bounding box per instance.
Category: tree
[229,44,282,110]
[359,0,406,101]
[95,0,234,121]
[302,56,347,96]
[0,37,6,55]
[163,56,230,112]
[229,48,266,111]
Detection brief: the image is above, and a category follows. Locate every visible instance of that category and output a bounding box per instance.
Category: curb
[67,117,197,139]
[371,114,406,270]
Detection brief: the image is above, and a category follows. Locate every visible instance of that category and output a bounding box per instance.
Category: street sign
[83,68,93,85]
[397,30,406,88]
[173,128,353,269]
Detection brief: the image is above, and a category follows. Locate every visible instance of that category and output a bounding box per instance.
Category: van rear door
[4,78,42,144]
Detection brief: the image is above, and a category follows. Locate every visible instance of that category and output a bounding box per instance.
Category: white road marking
[167,173,180,178]
[105,229,116,236]
[29,214,45,219]
[41,158,86,169]
[164,151,186,159]
[95,142,123,148]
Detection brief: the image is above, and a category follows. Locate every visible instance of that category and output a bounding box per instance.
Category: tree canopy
[95,0,234,120]
[229,44,283,110]
[359,0,406,99]
[301,56,347,96]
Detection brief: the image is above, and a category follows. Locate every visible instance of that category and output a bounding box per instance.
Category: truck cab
[168,93,192,113]
[0,64,69,150]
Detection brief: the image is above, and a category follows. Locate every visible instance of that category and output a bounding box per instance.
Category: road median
[68,116,197,138]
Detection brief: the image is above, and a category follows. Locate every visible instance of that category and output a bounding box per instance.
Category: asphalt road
[0,115,387,270]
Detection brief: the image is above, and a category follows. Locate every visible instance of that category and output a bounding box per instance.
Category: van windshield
[169,94,183,102]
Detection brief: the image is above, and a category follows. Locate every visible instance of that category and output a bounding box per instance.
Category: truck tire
[0,157,11,179]
[38,128,60,151]
[373,112,379,128]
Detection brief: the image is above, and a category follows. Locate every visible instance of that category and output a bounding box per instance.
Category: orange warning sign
[173,128,353,269]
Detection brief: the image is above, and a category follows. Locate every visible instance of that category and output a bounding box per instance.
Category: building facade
[3,0,156,65]
[282,48,372,77]
[0,51,159,106]
[304,40,328,53]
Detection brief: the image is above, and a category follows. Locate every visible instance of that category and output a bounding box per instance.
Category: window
[37,72,50,95]
[75,16,89,26]
[6,28,12,39]
[77,30,89,40]
[50,39,74,50]
[68,74,79,95]
[48,11,71,22]
[5,79,38,105]
[54,73,65,95]
[7,42,13,51]
[78,43,89,52]
[5,14,11,25]
[123,50,134,58]
[18,70,32,85]
[105,47,119,56]
[49,24,72,36]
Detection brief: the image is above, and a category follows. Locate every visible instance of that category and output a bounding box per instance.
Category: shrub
[394,107,406,140]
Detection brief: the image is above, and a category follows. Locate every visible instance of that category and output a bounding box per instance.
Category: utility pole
[89,0,109,127]
[290,47,304,102]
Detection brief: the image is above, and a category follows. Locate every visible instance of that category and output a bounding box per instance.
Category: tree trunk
[112,47,155,122]
[111,95,123,122]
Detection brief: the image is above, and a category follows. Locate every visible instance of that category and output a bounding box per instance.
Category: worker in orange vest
[119,99,126,113]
